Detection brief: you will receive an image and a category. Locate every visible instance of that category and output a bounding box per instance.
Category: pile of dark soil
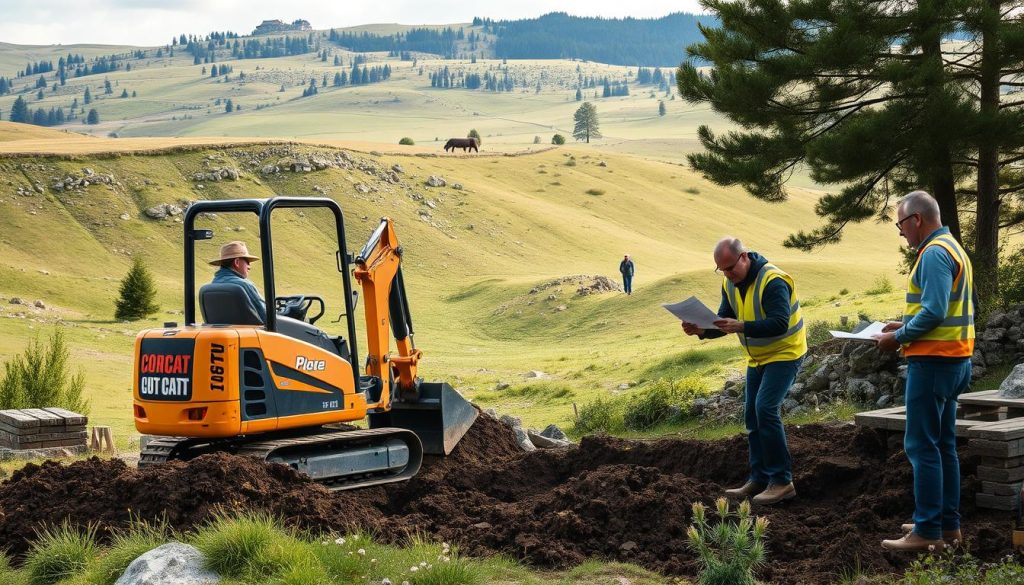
[0,415,1014,584]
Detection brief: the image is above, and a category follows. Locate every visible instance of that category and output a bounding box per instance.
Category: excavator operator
[208,240,266,322]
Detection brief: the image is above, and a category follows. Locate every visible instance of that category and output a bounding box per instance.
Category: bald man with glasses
[682,238,807,505]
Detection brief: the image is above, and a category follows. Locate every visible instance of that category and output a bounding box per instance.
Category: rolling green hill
[0,124,905,444]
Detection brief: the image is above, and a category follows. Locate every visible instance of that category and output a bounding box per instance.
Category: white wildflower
[358,548,366,555]
[410,566,419,573]
[382,580,392,585]
[419,561,427,567]
[335,537,346,545]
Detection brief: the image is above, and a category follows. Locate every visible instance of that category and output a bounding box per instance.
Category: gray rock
[789,382,806,399]
[144,203,183,220]
[540,424,568,440]
[527,429,572,449]
[998,363,1024,398]
[114,542,219,585]
[426,175,446,187]
[499,414,522,428]
[846,378,879,402]
[494,382,510,391]
[847,344,893,375]
[782,398,799,413]
[876,394,892,408]
[483,408,498,419]
[983,328,1007,343]
[452,183,464,190]
[690,397,709,416]
[33,300,45,309]
[619,541,637,552]
[391,164,404,174]
[8,298,22,305]
[512,425,536,452]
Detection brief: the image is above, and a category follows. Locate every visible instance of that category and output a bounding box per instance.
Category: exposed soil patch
[0,415,1014,584]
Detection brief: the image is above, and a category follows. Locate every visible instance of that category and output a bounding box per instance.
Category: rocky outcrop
[114,542,219,585]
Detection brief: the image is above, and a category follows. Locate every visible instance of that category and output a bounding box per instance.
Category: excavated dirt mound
[0,415,1015,584]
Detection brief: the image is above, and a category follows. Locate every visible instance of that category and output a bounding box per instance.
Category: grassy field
[0,120,907,448]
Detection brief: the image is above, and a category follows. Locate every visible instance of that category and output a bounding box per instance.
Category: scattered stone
[540,424,568,441]
[527,430,572,449]
[512,426,536,452]
[426,175,446,187]
[598,161,608,167]
[391,164,404,174]
[114,542,220,585]
[619,541,637,552]
[524,371,547,379]
[452,183,464,190]
[119,213,131,221]
[999,363,1024,398]
[33,300,45,309]
[499,414,522,428]
[144,204,183,220]
[8,298,22,305]
[494,382,510,391]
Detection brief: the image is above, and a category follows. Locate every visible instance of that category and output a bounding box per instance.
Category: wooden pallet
[855,390,1024,510]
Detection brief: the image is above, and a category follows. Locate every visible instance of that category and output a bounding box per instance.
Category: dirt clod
[0,415,1013,583]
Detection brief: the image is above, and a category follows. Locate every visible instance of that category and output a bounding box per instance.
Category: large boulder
[114,542,219,585]
[998,363,1024,398]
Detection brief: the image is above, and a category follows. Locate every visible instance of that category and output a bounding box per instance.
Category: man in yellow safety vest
[682,237,807,505]
[875,190,974,552]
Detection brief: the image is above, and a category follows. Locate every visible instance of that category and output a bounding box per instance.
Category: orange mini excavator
[132,197,477,489]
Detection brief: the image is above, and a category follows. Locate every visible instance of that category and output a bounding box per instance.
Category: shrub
[687,498,767,585]
[114,256,159,321]
[574,396,623,434]
[806,319,845,347]
[533,135,541,144]
[585,188,605,196]
[684,186,700,194]
[0,329,88,413]
[998,248,1024,308]
[399,137,415,145]
[551,134,566,145]
[839,288,849,295]
[895,548,1024,584]
[865,274,894,295]
[191,513,282,578]
[467,129,481,145]
[25,521,98,585]
[623,377,709,430]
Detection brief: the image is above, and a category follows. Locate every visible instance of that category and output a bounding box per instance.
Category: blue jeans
[745,357,803,485]
[904,358,971,540]
[622,275,632,294]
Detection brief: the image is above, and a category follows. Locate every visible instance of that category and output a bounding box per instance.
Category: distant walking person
[680,237,806,505]
[619,254,635,295]
[875,191,974,552]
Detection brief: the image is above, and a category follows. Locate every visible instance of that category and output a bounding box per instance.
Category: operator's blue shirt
[701,251,792,340]
[212,266,267,322]
[894,226,960,355]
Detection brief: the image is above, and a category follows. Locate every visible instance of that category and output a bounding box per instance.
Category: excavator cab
[133,197,476,489]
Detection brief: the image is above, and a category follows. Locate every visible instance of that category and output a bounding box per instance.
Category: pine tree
[9,96,29,124]
[114,256,159,320]
[573,102,601,143]
[677,0,1024,300]
[575,88,582,101]
[83,87,91,104]
[104,79,112,94]
[86,108,99,124]
[658,101,666,116]
[225,98,233,113]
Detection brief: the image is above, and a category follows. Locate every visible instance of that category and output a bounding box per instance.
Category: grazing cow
[443,137,479,153]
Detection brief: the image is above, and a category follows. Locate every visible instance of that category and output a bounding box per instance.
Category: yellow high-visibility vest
[723,264,807,367]
[903,234,975,358]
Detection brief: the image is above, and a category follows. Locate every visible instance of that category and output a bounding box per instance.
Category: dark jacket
[619,259,635,277]
[212,266,267,322]
[702,251,791,340]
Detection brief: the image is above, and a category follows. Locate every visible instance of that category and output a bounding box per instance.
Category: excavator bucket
[368,382,478,455]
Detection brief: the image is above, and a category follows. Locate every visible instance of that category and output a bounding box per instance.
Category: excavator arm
[353,217,421,410]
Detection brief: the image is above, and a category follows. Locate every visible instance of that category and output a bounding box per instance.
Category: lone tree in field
[677,0,1024,304]
[115,256,159,321]
[573,102,601,143]
[8,96,28,124]
[86,108,99,125]
[659,100,666,117]
[468,128,481,145]
[0,330,88,413]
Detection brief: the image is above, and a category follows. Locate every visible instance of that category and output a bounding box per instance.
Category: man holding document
[874,191,974,553]
[680,237,806,505]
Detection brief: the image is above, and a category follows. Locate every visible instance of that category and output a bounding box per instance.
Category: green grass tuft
[88,518,170,585]
[24,521,98,585]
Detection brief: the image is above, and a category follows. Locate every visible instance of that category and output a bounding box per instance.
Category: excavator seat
[198,282,349,361]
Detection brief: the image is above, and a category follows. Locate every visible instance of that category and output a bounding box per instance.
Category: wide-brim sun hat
[209,241,259,266]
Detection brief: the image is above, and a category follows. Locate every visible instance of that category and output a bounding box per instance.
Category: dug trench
[0,413,1014,584]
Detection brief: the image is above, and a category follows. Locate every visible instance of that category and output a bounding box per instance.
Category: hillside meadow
[0,122,905,446]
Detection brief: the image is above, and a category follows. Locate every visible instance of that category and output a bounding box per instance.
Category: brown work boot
[901,523,962,544]
[752,482,797,505]
[881,532,945,552]
[723,480,765,499]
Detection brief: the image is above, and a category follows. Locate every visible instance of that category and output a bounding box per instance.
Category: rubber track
[138,428,422,491]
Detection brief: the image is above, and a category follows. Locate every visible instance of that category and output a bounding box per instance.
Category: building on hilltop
[252,19,312,35]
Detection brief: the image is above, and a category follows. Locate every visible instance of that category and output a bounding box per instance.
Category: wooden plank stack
[0,408,88,450]
[856,389,1024,511]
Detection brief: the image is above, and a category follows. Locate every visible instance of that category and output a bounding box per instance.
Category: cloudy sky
[0,0,706,46]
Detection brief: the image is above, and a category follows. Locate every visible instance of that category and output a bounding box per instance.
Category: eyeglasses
[895,213,919,231]
[714,252,746,274]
